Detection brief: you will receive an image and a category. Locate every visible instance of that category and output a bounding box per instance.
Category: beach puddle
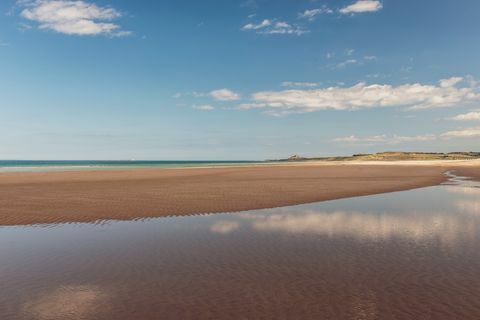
[1,173,480,319]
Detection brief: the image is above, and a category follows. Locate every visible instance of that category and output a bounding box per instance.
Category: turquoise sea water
[0,160,261,173]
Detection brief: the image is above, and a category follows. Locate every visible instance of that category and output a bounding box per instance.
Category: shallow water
[1,174,480,319]
[0,160,260,173]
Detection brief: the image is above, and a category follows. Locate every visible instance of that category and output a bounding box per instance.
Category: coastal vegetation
[278,152,480,162]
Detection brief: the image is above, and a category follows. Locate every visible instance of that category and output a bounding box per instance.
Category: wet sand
[453,165,480,181]
[1,162,474,226]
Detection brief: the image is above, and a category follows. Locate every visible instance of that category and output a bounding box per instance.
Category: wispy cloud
[173,91,206,99]
[334,134,436,145]
[281,81,322,88]
[449,111,480,121]
[240,77,480,114]
[19,0,130,36]
[242,19,271,30]
[442,127,480,138]
[192,104,215,111]
[337,59,358,68]
[334,135,387,143]
[336,128,480,144]
[340,0,383,14]
[240,0,258,10]
[323,52,377,69]
[298,6,333,21]
[242,19,307,35]
[210,89,241,101]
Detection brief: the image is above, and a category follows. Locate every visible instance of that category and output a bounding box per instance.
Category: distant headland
[274,152,480,162]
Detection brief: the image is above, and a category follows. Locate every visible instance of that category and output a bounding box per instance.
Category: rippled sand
[0,163,450,225]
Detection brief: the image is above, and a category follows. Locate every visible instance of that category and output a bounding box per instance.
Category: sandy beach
[1,160,478,226]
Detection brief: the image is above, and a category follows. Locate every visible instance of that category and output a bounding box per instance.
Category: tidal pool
[1,173,480,319]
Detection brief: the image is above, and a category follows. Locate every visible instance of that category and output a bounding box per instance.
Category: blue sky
[1,0,480,160]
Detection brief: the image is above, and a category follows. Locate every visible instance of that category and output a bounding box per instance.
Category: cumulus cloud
[243,77,480,114]
[19,0,130,36]
[439,77,463,88]
[449,111,480,121]
[340,0,383,14]
[298,6,333,21]
[242,19,306,35]
[441,127,480,138]
[210,89,240,101]
[334,134,436,145]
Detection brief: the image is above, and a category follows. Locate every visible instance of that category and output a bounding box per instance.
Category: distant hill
[274,152,480,162]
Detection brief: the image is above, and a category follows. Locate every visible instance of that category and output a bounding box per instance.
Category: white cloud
[439,77,463,88]
[173,91,206,99]
[337,128,480,143]
[242,19,307,36]
[364,55,377,60]
[346,48,355,56]
[281,81,321,88]
[449,111,480,121]
[334,135,387,143]
[340,0,383,14]
[242,19,271,30]
[334,134,436,145]
[238,103,268,110]
[264,22,307,35]
[193,104,215,111]
[244,77,480,114]
[337,59,358,68]
[210,89,240,101]
[441,127,480,138]
[298,6,333,21]
[19,0,130,36]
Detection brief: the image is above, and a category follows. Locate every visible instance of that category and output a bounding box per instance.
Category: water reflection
[443,178,480,216]
[1,173,480,319]
[238,209,474,245]
[222,174,480,246]
[210,220,240,234]
[21,285,110,320]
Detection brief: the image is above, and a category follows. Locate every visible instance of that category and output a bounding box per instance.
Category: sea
[0,160,261,173]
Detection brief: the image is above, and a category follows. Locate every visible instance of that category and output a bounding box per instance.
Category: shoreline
[0,160,478,226]
[1,158,479,174]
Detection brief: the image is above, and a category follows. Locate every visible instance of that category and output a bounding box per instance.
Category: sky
[1,0,480,160]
